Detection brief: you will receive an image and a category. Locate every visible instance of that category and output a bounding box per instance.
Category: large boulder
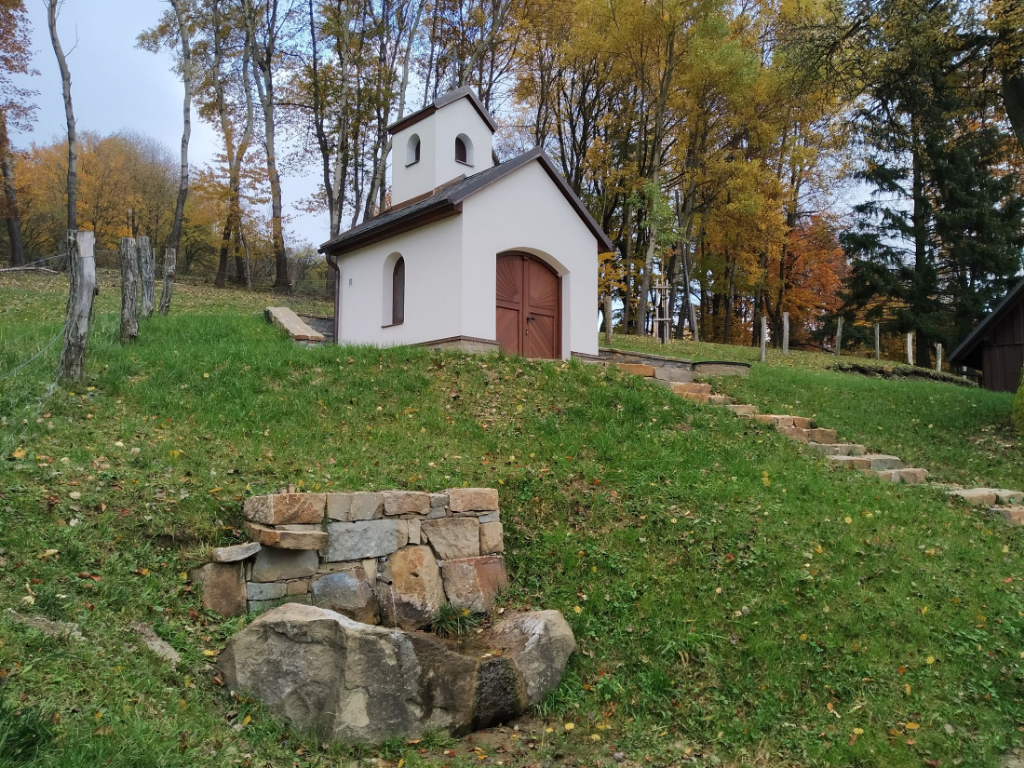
[218,604,575,742]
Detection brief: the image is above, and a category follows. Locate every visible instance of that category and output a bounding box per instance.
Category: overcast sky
[11,0,325,247]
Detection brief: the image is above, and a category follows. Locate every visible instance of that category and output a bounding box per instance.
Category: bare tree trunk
[47,0,77,243]
[59,230,96,382]
[159,247,176,315]
[0,112,26,266]
[119,237,140,343]
[167,0,192,257]
[603,291,613,346]
[137,236,155,317]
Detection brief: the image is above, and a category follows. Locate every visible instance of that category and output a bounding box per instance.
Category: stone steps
[863,467,929,484]
[727,404,759,416]
[807,442,868,457]
[750,414,814,429]
[947,488,1024,507]
[828,454,905,470]
[993,506,1024,526]
[779,426,839,444]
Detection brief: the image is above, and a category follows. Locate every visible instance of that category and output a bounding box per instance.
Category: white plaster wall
[459,160,600,358]
[390,118,437,205]
[431,98,494,186]
[334,216,463,347]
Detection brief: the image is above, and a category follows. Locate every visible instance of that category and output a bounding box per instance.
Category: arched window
[392,257,405,325]
[455,134,474,165]
[406,134,421,165]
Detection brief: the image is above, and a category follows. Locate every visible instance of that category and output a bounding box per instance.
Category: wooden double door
[495,252,561,359]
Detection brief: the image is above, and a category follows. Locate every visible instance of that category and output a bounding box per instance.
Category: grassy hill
[1,273,1023,768]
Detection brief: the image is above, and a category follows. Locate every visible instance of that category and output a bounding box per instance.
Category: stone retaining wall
[191,488,507,629]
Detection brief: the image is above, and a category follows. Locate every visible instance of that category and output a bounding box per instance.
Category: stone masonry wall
[190,488,507,630]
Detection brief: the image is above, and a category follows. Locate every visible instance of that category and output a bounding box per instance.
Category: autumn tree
[0,0,34,267]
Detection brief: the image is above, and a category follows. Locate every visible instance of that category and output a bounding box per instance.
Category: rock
[191,562,246,617]
[996,489,1024,505]
[217,604,574,742]
[408,519,422,545]
[131,622,180,668]
[327,492,384,522]
[245,522,327,551]
[250,548,319,583]
[311,568,379,624]
[326,519,408,561]
[244,493,326,526]
[429,493,450,508]
[997,506,1024,526]
[948,488,999,506]
[6,609,83,641]
[489,610,576,705]
[285,578,309,595]
[217,604,479,741]
[448,488,499,513]
[248,582,288,601]
[479,521,505,554]
[478,511,500,524]
[210,541,261,563]
[375,546,446,630]
[426,506,448,519]
[441,556,508,613]
[382,491,430,516]
[423,518,481,560]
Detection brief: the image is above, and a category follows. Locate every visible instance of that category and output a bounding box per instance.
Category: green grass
[1,273,1023,768]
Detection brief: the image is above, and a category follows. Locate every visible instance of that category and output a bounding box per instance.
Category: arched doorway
[495,252,561,359]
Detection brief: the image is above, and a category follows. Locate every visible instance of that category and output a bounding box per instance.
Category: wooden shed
[949,277,1024,392]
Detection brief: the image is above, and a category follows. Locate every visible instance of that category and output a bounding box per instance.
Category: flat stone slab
[210,541,261,563]
[244,493,326,526]
[726,404,758,416]
[266,306,325,342]
[672,382,712,396]
[949,488,1024,506]
[829,454,904,471]
[326,519,408,561]
[245,522,327,550]
[382,491,430,516]
[864,467,929,484]
[448,488,499,513]
[751,414,794,427]
[994,506,1024,526]
[807,443,868,457]
[708,394,735,405]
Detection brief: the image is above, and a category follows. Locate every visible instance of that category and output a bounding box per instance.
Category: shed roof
[949,275,1024,367]
[387,86,498,135]
[318,147,615,257]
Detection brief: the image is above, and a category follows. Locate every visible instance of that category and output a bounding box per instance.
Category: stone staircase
[629,369,934,486]
[614,361,1024,526]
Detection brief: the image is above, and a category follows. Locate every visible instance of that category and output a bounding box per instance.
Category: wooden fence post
[119,237,139,343]
[935,343,942,372]
[138,235,155,318]
[835,317,843,356]
[760,316,767,363]
[907,332,913,365]
[782,312,790,355]
[59,230,97,382]
[874,323,880,359]
[159,247,176,316]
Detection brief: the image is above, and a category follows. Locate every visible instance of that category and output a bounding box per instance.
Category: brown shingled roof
[318,147,615,258]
